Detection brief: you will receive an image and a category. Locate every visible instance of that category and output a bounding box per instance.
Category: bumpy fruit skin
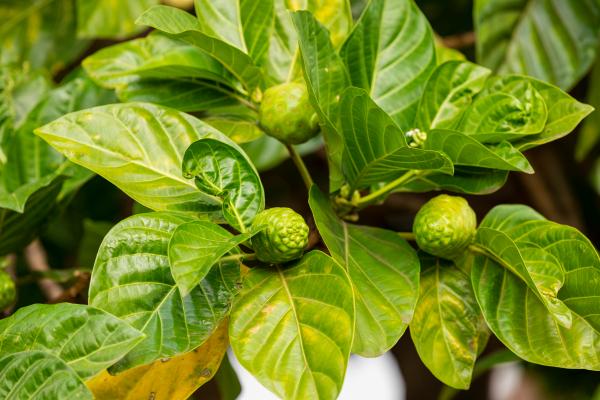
[258,82,319,144]
[413,194,477,260]
[0,270,15,310]
[251,208,309,264]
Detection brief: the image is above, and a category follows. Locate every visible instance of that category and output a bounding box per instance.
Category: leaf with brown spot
[86,323,229,400]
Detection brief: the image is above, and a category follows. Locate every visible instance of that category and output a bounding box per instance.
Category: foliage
[0,0,599,399]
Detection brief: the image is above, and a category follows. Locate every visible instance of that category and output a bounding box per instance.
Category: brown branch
[440,31,475,49]
[48,271,91,304]
[24,240,63,301]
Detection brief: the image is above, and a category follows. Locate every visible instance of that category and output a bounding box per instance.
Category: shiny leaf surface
[89,212,240,372]
[230,251,354,400]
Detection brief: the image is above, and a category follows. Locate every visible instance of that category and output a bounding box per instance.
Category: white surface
[229,350,405,400]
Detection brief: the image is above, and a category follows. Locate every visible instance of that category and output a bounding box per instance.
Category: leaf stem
[467,243,512,272]
[220,253,256,263]
[437,349,520,400]
[286,144,314,190]
[356,170,419,207]
[398,232,415,241]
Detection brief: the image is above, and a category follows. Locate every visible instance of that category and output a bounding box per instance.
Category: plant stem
[356,171,419,208]
[398,232,415,241]
[437,349,520,400]
[467,243,514,272]
[220,253,256,263]
[286,144,314,190]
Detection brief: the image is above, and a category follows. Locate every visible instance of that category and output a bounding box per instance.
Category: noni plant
[1,0,600,399]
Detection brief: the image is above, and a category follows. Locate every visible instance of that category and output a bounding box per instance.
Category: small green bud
[251,208,309,264]
[413,194,477,259]
[0,270,16,310]
[258,82,319,144]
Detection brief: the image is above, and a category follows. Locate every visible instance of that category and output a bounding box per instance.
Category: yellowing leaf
[86,323,229,400]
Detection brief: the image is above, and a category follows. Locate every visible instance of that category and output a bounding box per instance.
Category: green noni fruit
[0,270,15,310]
[413,194,477,259]
[251,207,309,264]
[258,82,319,144]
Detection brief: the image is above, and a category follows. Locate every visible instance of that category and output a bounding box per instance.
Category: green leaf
[340,0,437,130]
[309,187,419,356]
[193,0,248,51]
[182,138,264,230]
[475,227,572,328]
[416,61,491,131]
[229,251,354,400]
[0,177,64,256]
[470,204,600,369]
[89,212,240,372]
[168,220,252,296]
[264,0,353,84]
[83,33,237,90]
[137,5,263,91]
[117,79,237,112]
[36,103,248,217]
[76,0,159,39]
[204,116,263,143]
[475,0,600,90]
[194,0,275,62]
[339,88,454,189]
[423,130,533,173]
[0,303,144,379]
[458,76,548,142]
[0,351,92,400]
[410,254,489,390]
[292,10,350,191]
[435,41,466,64]
[0,0,89,72]
[400,167,509,195]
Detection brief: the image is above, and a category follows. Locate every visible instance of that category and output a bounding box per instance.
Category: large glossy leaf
[423,130,533,173]
[193,0,274,64]
[475,0,600,91]
[415,61,491,131]
[77,0,158,39]
[340,0,437,130]
[458,76,548,142]
[309,187,419,356]
[83,33,237,90]
[470,205,600,369]
[410,254,489,390]
[89,212,240,372]
[117,79,237,112]
[450,75,592,149]
[169,220,253,296]
[36,103,250,216]
[87,322,229,400]
[230,251,354,400]
[182,138,264,230]
[340,88,453,189]
[137,5,262,91]
[0,351,92,400]
[292,10,350,191]
[0,303,144,379]
[0,0,88,72]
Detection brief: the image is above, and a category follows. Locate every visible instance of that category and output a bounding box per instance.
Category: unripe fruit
[251,208,309,264]
[0,270,15,310]
[413,194,477,259]
[258,82,319,144]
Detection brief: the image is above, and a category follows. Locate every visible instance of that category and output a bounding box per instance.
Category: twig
[24,240,63,301]
[440,31,475,49]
